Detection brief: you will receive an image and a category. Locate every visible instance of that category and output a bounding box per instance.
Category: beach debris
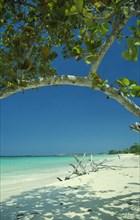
[64,153,117,180]
[57,177,63,181]
[65,153,88,180]
[16,211,25,219]
[68,186,78,190]
[127,201,133,205]
[87,208,92,212]
[57,153,138,181]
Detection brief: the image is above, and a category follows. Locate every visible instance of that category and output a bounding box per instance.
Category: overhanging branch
[0,75,139,118]
[98,84,140,118]
[0,75,92,99]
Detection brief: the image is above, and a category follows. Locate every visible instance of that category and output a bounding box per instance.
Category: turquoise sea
[0,154,116,178]
[0,154,117,200]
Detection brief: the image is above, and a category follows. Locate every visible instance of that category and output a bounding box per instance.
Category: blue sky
[0,18,140,156]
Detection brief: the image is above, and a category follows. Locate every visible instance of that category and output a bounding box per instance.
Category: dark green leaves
[41,47,50,59]
[0,0,139,98]
[122,38,139,61]
[131,86,140,98]
[122,21,140,62]
[99,23,109,35]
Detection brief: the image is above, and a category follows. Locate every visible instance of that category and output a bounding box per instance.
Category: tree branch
[130,122,140,133]
[0,75,139,118]
[98,84,140,118]
[89,14,131,74]
[0,75,92,99]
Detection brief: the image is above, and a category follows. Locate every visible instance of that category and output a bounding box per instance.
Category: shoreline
[0,154,117,202]
[0,154,140,219]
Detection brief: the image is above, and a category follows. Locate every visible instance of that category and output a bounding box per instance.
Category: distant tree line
[108,143,140,155]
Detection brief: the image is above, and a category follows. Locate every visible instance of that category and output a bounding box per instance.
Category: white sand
[0,154,139,220]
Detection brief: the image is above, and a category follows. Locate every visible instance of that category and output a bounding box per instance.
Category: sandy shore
[0,154,139,220]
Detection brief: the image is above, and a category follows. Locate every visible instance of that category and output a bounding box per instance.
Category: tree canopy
[0,0,140,119]
[108,143,140,154]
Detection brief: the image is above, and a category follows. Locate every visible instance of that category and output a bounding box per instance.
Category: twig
[130,122,140,133]
[57,177,63,181]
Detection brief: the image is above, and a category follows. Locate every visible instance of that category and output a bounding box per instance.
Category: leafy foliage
[116,78,140,97]
[108,143,140,155]
[122,20,140,61]
[91,72,108,88]
[0,0,139,98]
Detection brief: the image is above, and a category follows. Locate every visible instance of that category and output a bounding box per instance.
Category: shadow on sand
[0,181,139,220]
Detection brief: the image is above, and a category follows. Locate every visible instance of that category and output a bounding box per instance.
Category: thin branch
[89,14,131,74]
[0,75,139,118]
[89,1,140,74]
[130,122,140,133]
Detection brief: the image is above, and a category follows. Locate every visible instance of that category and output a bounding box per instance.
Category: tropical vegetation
[108,143,140,154]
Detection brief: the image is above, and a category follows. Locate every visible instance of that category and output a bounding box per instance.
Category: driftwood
[64,154,114,180]
[57,177,63,181]
[65,153,87,180]
[73,153,87,174]
[57,153,139,181]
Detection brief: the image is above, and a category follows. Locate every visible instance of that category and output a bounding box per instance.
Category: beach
[0,154,140,220]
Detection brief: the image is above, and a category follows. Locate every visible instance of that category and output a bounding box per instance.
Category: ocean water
[0,154,117,180]
[0,154,117,200]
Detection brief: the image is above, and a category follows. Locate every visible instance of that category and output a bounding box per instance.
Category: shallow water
[0,154,117,200]
[0,154,116,177]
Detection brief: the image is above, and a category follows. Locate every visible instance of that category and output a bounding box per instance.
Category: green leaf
[116,78,130,87]
[100,23,109,35]
[134,38,140,46]
[121,87,128,95]
[134,41,140,46]
[100,80,108,87]
[130,25,136,32]
[122,47,138,62]
[127,38,135,48]
[131,86,140,97]
[70,5,77,14]
[72,46,81,55]
[122,50,131,61]
[85,18,93,27]
[0,3,2,9]
[118,34,124,40]
[74,0,83,13]
[137,20,140,26]
[41,47,50,59]
[123,6,129,17]
[121,78,130,86]
[85,40,94,51]
[84,55,94,64]
[94,2,102,8]
[136,28,140,37]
